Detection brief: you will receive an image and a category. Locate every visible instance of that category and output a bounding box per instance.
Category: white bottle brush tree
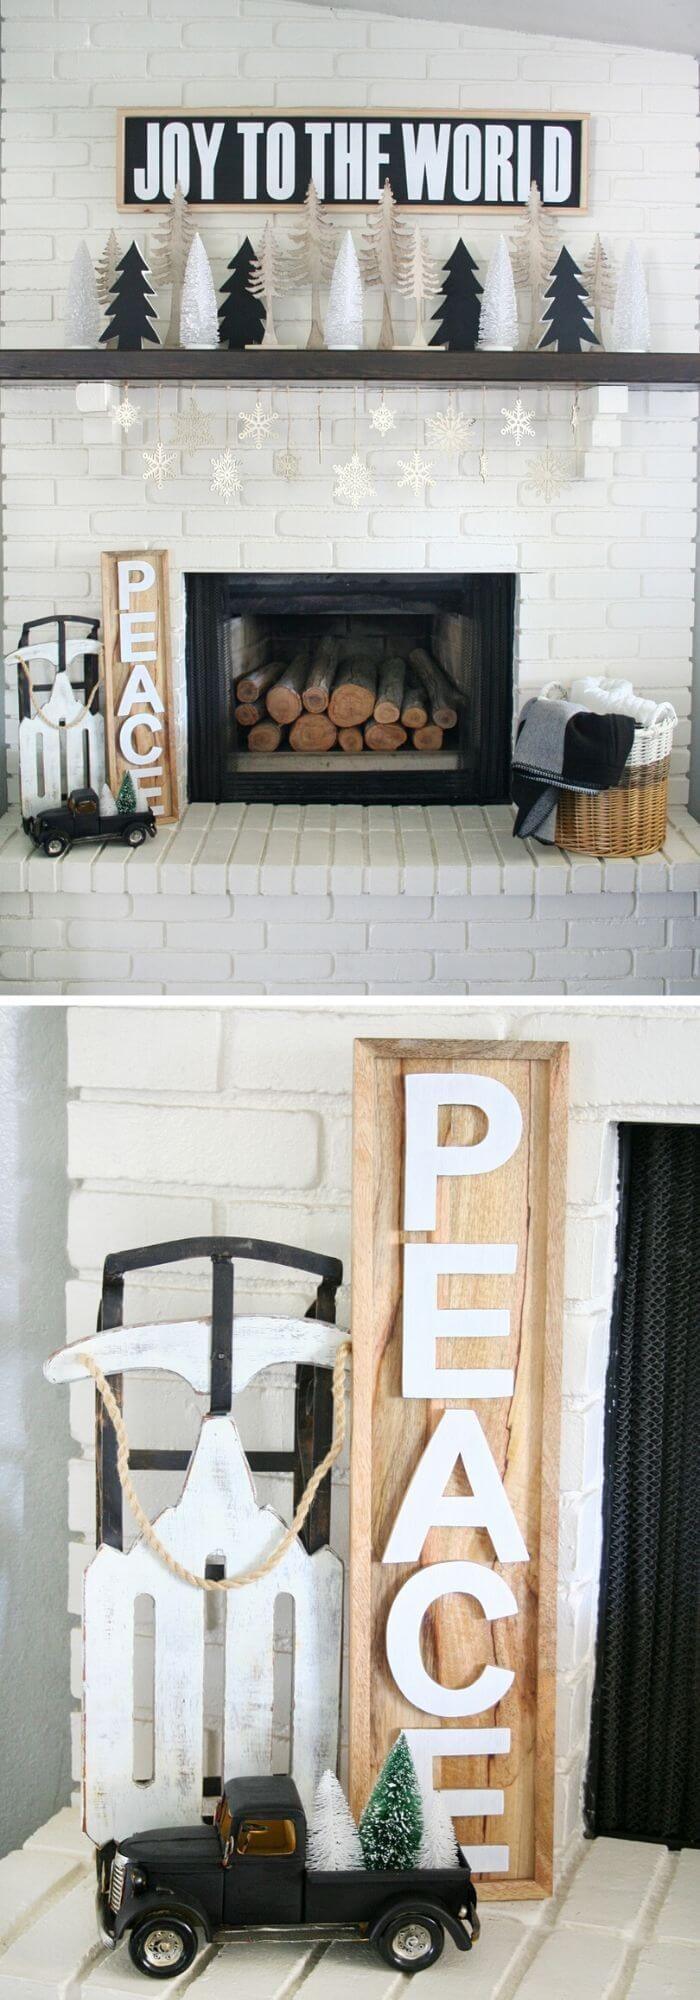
[325,229,363,349]
[510,182,560,349]
[399,225,439,348]
[478,234,519,350]
[307,1771,365,1870]
[151,181,195,347]
[180,232,219,349]
[287,180,335,349]
[417,1788,460,1870]
[582,233,616,347]
[64,241,101,348]
[613,242,651,353]
[248,221,286,348]
[360,178,409,351]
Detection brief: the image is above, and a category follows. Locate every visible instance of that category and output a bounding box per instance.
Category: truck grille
[108,1854,127,1913]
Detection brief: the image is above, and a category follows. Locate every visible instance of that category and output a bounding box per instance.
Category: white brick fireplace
[0,0,699,995]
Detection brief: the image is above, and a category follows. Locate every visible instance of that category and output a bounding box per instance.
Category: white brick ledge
[1,805,698,995]
[0,1810,698,1998]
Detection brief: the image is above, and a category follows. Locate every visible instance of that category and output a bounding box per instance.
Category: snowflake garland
[112,389,139,434]
[525,445,573,501]
[210,448,243,505]
[500,397,536,447]
[142,440,176,488]
[369,396,396,436]
[274,447,301,482]
[171,394,214,454]
[425,408,474,457]
[238,397,279,449]
[479,445,489,484]
[397,448,435,498]
[332,450,375,509]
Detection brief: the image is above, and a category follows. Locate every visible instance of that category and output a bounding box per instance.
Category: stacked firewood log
[234,636,463,753]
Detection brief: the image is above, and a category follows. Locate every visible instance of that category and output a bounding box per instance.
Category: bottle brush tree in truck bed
[307,1770,365,1870]
[359,1732,423,1870]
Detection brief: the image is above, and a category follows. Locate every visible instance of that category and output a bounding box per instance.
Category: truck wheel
[43,835,68,858]
[375,1911,444,1973]
[128,1914,198,1978]
[125,824,146,847]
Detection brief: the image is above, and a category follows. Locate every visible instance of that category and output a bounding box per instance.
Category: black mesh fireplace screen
[585,1123,700,1849]
[185,571,514,807]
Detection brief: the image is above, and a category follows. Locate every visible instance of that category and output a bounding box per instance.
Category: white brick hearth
[0,0,699,994]
[1,802,699,993]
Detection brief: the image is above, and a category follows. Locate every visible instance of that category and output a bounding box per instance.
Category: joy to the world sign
[350,1040,568,1897]
[118,111,588,211]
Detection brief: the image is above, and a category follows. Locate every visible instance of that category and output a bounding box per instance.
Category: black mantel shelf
[0,348,699,387]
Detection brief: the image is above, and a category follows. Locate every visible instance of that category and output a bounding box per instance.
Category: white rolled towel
[569,675,661,728]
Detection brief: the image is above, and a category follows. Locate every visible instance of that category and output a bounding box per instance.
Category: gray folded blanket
[512,696,636,843]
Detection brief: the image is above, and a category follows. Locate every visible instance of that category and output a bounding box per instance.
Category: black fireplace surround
[186,571,514,807]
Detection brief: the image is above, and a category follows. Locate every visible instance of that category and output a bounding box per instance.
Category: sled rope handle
[75,1340,351,1591]
[18,656,101,729]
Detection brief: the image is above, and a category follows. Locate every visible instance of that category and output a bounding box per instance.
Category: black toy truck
[97,1775,479,1979]
[24,786,157,857]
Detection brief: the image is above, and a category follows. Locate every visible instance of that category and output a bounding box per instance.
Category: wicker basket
[541,683,677,858]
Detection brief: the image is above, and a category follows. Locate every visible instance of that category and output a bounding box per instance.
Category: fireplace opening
[186,572,514,806]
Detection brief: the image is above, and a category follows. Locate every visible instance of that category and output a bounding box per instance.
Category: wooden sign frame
[350,1039,568,1899]
[101,549,179,824]
[116,109,589,214]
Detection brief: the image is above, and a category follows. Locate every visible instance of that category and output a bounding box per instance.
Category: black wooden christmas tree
[218,238,266,349]
[100,242,159,350]
[538,246,599,353]
[429,240,482,351]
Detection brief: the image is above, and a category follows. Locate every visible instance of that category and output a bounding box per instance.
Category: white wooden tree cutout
[151,181,195,347]
[510,183,560,348]
[248,223,286,347]
[399,226,439,348]
[360,179,409,350]
[15,668,105,815]
[287,180,335,349]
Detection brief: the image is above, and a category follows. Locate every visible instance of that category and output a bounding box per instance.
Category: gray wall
[0,1007,71,1855]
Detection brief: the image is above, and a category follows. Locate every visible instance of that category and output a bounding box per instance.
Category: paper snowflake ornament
[397,448,435,497]
[112,389,139,434]
[238,397,279,449]
[274,447,301,481]
[426,407,474,457]
[210,448,243,504]
[171,394,213,454]
[570,391,580,438]
[501,397,536,446]
[333,451,375,509]
[479,445,489,484]
[369,396,396,435]
[142,439,176,488]
[525,445,572,501]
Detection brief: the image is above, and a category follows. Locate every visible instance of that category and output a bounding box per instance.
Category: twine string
[18,657,100,730]
[75,1340,351,1592]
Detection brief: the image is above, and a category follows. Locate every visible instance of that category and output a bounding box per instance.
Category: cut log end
[338,726,364,753]
[288,713,338,753]
[247,721,282,752]
[365,720,408,752]
[412,724,444,751]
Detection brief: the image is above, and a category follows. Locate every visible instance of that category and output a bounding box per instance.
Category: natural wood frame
[115,108,589,215]
[349,1037,569,1900]
[100,547,180,824]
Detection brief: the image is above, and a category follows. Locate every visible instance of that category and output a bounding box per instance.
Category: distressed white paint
[382,1409,529,1565]
[403,1073,523,1230]
[45,1314,347,1398]
[402,1242,517,1399]
[16,671,104,816]
[83,1415,343,1845]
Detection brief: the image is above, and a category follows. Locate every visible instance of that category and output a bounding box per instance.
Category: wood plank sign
[118,112,588,211]
[101,550,179,821]
[350,1040,568,1897]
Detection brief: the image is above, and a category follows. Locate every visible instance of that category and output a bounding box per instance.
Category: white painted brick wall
[61,1001,700,1880]
[1,0,698,833]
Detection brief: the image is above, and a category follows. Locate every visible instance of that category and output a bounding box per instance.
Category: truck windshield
[235,1818,297,1857]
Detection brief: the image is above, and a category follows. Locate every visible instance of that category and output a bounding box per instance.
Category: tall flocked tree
[307,1771,365,1871]
[612,242,650,353]
[478,234,518,350]
[360,179,409,351]
[510,182,561,348]
[359,1734,423,1871]
[286,180,335,348]
[100,242,160,350]
[429,240,482,351]
[218,238,266,348]
[65,241,101,347]
[538,246,599,353]
[325,229,363,348]
[150,181,195,347]
[179,233,219,348]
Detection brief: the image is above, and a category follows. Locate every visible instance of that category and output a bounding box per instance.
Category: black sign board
[118,111,588,212]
